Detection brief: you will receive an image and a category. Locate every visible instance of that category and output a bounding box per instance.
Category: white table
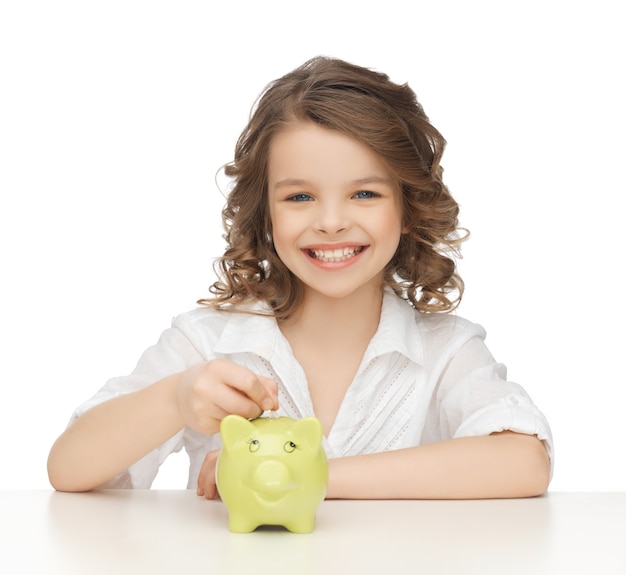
[1,490,624,574]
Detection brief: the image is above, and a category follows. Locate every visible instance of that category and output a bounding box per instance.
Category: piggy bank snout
[252,459,292,492]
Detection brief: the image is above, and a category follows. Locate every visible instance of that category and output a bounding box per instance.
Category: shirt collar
[364,288,424,365]
[212,288,424,365]
[212,301,283,361]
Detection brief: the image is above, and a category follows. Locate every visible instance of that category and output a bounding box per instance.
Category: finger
[258,376,279,411]
[197,450,220,499]
[212,361,277,411]
[211,384,268,420]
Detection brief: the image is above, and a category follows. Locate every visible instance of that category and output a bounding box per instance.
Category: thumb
[258,376,279,411]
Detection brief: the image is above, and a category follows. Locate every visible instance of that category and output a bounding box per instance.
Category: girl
[48,56,553,498]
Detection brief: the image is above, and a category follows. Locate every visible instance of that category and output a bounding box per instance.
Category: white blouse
[70,289,554,489]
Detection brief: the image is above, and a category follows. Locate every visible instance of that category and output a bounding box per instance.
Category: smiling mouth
[306,246,366,263]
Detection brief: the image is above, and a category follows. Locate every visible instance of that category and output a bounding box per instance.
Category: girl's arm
[326,431,550,499]
[47,359,278,492]
[196,430,550,500]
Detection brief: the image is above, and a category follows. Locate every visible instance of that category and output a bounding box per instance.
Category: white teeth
[311,246,363,262]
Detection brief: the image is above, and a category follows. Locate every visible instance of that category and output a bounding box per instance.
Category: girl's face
[267,122,405,302]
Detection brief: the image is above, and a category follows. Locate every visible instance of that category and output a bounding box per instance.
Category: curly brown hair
[200,56,467,319]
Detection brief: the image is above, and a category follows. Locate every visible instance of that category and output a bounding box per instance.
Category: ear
[292,417,323,450]
[220,415,256,448]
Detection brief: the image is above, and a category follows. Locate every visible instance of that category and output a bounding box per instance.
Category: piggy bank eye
[248,439,260,453]
[284,441,297,453]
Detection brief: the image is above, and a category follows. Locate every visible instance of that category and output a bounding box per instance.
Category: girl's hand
[175,359,278,436]
[197,448,221,499]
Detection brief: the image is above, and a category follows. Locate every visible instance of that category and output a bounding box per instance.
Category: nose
[314,200,349,235]
[252,460,291,493]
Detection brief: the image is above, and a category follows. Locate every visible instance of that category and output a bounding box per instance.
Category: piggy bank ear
[220,415,256,447]
[292,417,323,450]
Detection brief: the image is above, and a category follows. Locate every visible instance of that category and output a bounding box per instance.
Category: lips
[305,245,366,263]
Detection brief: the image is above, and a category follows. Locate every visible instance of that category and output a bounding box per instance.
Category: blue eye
[288,193,313,202]
[353,190,378,199]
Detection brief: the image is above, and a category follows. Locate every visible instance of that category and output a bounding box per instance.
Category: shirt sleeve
[67,323,206,488]
[430,335,554,473]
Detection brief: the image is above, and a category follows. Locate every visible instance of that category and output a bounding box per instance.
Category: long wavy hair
[199,56,467,319]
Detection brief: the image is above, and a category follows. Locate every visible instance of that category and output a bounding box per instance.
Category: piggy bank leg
[228,513,260,534]
[284,515,316,534]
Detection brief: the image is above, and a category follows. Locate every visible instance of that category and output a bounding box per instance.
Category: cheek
[270,217,290,245]
[373,206,405,238]
[269,212,301,258]
[382,210,406,255]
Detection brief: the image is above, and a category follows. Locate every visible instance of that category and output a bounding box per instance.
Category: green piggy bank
[216,415,328,533]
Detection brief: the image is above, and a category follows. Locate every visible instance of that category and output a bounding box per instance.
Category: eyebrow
[274,175,394,188]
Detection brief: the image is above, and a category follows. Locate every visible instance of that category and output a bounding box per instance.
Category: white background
[1,1,624,491]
